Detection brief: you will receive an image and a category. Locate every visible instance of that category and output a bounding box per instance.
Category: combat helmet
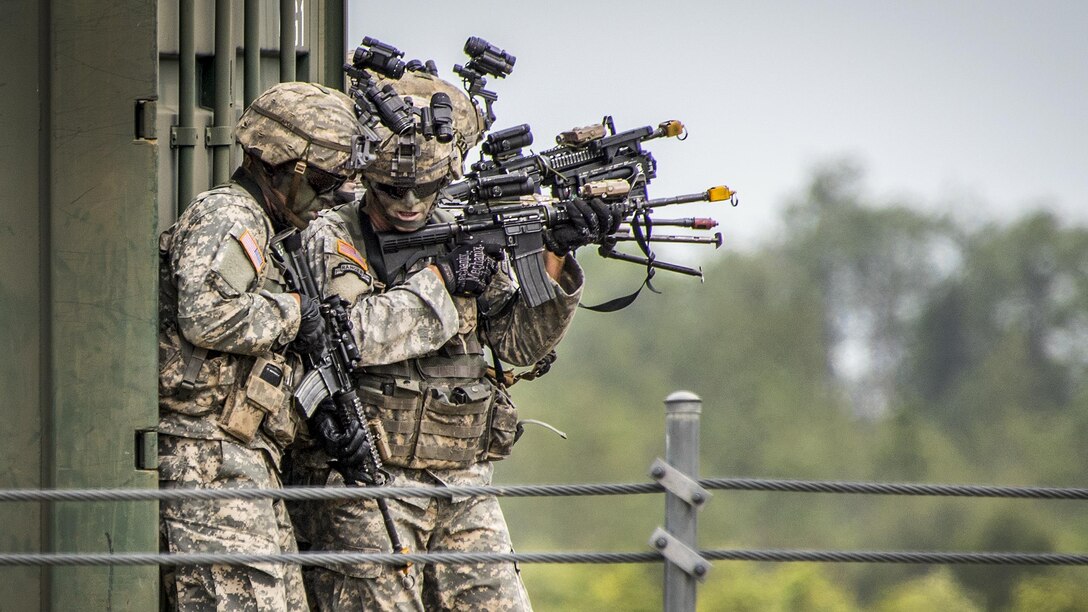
[236,81,364,177]
[359,70,485,187]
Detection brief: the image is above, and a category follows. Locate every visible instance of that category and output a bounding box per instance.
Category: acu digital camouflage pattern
[286,201,584,610]
[289,463,530,612]
[159,182,309,610]
[159,183,303,461]
[160,435,308,611]
[161,183,299,358]
[299,202,583,369]
[236,81,363,175]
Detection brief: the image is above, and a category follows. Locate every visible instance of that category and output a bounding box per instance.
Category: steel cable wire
[2,477,1086,503]
[2,549,1087,568]
[3,476,1088,568]
[699,477,1088,500]
[0,482,663,503]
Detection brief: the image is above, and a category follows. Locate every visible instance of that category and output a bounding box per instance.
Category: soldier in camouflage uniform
[158,82,364,611]
[286,70,619,610]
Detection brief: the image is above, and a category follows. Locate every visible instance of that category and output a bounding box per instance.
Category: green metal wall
[1,0,162,609]
[0,0,344,609]
[0,0,48,608]
[156,0,346,231]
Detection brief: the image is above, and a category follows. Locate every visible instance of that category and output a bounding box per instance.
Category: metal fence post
[664,390,702,611]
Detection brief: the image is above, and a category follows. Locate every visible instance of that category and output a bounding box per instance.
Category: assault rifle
[382,117,736,309]
[379,182,733,309]
[444,117,706,203]
[273,233,411,573]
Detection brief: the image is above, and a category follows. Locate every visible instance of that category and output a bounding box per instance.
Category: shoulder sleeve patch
[236,228,266,273]
[336,239,368,271]
[332,262,372,285]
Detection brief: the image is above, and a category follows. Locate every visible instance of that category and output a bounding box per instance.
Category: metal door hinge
[134,98,157,140]
[135,429,158,471]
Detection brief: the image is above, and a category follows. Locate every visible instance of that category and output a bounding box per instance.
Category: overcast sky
[348,1,1088,250]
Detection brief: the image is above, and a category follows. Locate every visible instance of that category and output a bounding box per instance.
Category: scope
[482,124,533,157]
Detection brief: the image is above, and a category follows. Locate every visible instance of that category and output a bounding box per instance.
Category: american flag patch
[336,239,368,271]
[237,229,265,273]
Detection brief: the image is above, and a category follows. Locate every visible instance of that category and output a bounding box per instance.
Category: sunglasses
[306,167,348,195]
[372,177,447,199]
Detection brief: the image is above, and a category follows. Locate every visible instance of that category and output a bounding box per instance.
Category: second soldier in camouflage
[286,64,617,610]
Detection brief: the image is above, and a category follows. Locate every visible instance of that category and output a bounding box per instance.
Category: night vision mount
[343,35,517,179]
[453,36,516,130]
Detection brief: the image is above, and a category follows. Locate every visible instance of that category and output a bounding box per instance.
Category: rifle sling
[355,207,390,285]
[177,335,211,401]
[578,282,647,313]
[580,208,658,312]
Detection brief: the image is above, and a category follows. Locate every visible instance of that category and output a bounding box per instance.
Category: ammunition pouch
[482,386,519,462]
[357,350,520,469]
[218,353,296,445]
[160,325,299,448]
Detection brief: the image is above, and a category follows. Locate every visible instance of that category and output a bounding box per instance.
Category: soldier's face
[271,164,349,226]
[288,179,323,223]
[364,176,447,232]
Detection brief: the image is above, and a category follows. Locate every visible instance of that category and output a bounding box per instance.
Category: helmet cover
[236,81,364,176]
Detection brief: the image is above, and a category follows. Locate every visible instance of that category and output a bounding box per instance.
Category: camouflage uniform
[158,82,362,612]
[158,182,308,611]
[288,200,584,611]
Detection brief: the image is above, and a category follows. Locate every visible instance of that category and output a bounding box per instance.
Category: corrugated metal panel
[0,0,48,608]
[46,0,161,608]
[0,1,344,608]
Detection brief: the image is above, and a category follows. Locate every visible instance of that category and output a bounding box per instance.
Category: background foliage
[495,161,1088,610]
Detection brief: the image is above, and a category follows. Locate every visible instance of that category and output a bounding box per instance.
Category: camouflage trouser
[289,467,531,612]
[159,434,308,611]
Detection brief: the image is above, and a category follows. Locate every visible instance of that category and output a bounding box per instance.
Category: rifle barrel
[611,231,723,248]
[646,185,734,208]
[624,217,718,229]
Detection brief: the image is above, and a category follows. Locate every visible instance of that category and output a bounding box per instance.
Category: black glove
[544,198,622,255]
[309,400,369,466]
[290,296,323,355]
[434,240,504,297]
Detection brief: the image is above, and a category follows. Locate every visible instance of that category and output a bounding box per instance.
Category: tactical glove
[309,400,369,466]
[435,240,504,297]
[289,295,324,355]
[543,198,622,255]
